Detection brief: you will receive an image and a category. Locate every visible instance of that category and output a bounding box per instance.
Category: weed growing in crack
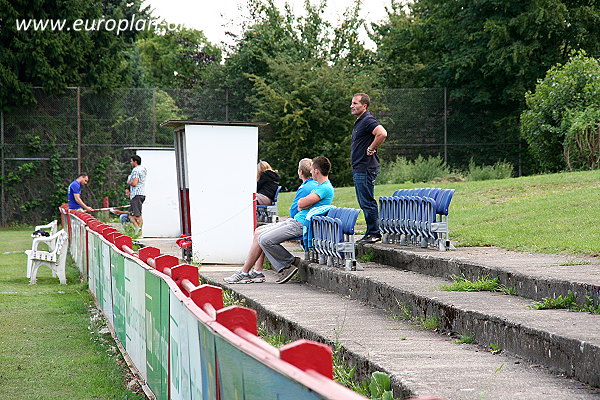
[490,343,503,353]
[530,291,600,314]
[440,274,514,295]
[390,300,440,331]
[456,333,476,344]
[359,249,375,262]
[221,288,246,307]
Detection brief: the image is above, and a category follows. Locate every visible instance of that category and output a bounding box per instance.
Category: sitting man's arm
[297,193,321,211]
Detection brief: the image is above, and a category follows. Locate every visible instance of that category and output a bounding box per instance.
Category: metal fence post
[443,87,448,164]
[77,87,82,174]
[152,88,157,144]
[1,109,5,226]
[225,88,230,122]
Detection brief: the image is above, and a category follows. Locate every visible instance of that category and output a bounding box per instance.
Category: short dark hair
[312,156,331,177]
[353,93,371,108]
[131,155,141,165]
[78,173,88,178]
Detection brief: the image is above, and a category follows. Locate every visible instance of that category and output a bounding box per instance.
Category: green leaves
[136,28,221,89]
[369,371,392,398]
[373,0,600,173]
[0,0,151,109]
[520,51,600,171]
[247,59,375,188]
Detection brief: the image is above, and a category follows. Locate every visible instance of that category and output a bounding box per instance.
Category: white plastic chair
[28,230,69,284]
[25,220,59,278]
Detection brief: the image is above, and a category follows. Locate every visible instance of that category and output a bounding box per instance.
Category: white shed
[162,121,265,264]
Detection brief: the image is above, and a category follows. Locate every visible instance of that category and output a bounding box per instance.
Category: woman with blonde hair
[256,161,280,205]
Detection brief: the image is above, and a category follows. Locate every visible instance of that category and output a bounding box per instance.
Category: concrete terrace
[139,237,600,400]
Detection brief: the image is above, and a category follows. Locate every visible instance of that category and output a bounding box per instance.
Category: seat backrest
[436,189,455,216]
[340,208,360,235]
[54,230,68,255]
[326,207,342,220]
[272,186,282,203]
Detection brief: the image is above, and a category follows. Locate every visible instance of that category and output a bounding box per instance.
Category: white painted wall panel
[184,124,258,264]
[136,149,180,238]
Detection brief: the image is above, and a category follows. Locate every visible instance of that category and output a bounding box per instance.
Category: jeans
[353,169,380,236]
[257,218,303,272]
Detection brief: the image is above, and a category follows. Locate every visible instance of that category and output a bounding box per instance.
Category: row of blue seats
[256,186,282,223]
[310,207,362,270]
[379,188,455,251]
[295,207,362,271]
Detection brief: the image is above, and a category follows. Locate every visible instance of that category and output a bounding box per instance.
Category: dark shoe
[275,265,298,284]
[357,234,381,244]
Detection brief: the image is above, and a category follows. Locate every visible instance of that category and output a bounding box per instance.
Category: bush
[520,51,600,171]
[379,156,412,184]
[563,107,600,170]
[380,155,450,184]
[466,160,514,181]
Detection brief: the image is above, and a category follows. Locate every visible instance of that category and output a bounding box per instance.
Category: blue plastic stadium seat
[378,187,455,251]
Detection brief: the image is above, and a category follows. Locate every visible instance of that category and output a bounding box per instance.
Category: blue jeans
[353,169,380,236]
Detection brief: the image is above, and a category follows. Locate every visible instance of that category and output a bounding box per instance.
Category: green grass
[278,169,600,255]
[530,290,600,314]
[0,228,143,400]
[456,333,476,344]
[440,274,516,294]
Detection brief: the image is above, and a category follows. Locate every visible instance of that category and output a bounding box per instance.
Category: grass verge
[277,169,600,255]
[0,228,144,400]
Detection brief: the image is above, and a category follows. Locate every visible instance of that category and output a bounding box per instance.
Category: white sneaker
[224,270,252,284]
[248,270,266,283]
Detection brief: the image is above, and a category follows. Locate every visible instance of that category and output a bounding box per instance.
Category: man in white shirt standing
[127,155,147,234]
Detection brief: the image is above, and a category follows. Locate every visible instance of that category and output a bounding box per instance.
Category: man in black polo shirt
[350,93,388,243]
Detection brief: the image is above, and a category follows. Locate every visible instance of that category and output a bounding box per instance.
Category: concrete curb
[358,244,600,305]
[299,259,600,388]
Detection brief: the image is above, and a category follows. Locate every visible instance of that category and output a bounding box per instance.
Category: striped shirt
[129,165,147,198]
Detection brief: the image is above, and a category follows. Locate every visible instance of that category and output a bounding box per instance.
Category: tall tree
[0,0,151,109]
[248,59,378,188]
[217,0,377,120]
[373,0,600,171]
[136,28,221,89]
[214,0,379,185]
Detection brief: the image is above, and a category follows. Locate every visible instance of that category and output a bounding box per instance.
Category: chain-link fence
[1,87,522,226]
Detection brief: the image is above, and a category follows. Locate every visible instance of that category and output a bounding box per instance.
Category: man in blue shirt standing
[67,173,93,211]
[350,93,388,243]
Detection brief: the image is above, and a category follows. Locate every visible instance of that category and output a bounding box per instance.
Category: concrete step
[199,264,600,400]
[300,260,600,388]
[358,244,600,305]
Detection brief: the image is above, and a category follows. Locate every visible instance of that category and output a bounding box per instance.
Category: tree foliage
[248,60,377,188]
[0,0,152,109]
[218,0,379,187]
[218,0,377,120]
[372,0,600,171]
[136,28,221,89]
[520,51,600,171]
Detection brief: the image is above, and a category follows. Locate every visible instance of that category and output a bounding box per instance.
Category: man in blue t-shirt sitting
[67,173,93,211]
[225,157,334,285]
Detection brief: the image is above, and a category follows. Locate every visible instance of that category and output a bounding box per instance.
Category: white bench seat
[27,230,69,284]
